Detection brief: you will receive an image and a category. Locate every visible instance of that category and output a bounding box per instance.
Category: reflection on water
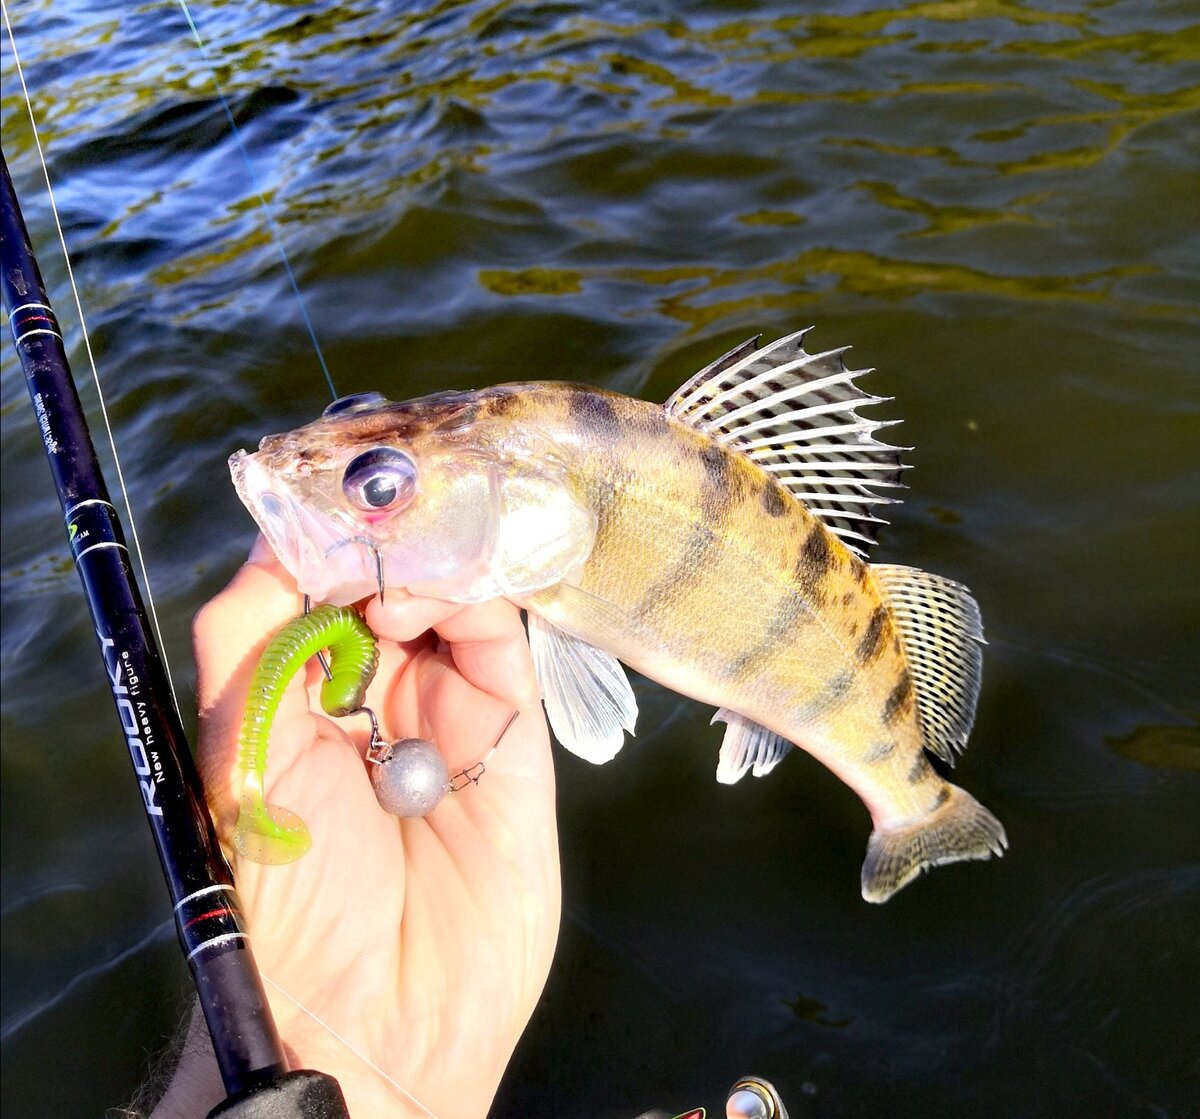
[785,994,853,1029]
[2,1,1197,1115]
[1108,722,1200,772]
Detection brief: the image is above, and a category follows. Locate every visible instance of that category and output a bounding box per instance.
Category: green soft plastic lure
[235,603,378,864]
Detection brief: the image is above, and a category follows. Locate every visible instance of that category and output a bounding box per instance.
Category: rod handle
[205,1070,350,1118]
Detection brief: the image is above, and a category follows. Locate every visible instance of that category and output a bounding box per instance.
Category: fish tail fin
[861,784,1007,903]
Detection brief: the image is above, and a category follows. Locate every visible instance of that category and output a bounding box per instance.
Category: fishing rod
[0,150,350,1118]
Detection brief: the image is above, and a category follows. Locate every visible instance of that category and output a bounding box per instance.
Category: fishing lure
[235,603,468,863]
[235,603,378,864]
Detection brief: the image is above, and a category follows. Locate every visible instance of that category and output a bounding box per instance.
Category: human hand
[151,541,560,1118]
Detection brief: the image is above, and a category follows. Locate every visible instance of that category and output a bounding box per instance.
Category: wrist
[147,1008,224,1119]
[269,1006,502,1119]
[147,1007,492,1119]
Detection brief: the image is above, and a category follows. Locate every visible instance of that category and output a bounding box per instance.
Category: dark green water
[2,2,1197,1115]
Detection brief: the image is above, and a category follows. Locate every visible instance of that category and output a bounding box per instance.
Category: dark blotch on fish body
[829,669,855,700]
[760,480,787,518]
[907,755,933,784]
[856,606,888,663]
[634,524,718,620]
[569,391,621,440]
[722,588,807,683]
[804,523,831,567]
[883,672,913,725]
[699,442,744,521]
[700,442,729,491]
[797,524,834,592]
[865,740,897,763]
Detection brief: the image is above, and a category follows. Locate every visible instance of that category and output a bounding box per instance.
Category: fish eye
[323,392,385,417]
[342,447,417,513]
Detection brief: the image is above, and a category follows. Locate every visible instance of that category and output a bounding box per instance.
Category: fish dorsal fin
[665,329,907,557]
[873,564,985,765]
[711,708,794,784]
[527,613,637,764]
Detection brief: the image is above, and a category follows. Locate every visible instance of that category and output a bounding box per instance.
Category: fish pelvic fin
[861,785,1007,903]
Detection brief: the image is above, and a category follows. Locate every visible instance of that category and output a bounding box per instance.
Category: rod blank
[0,147,347,1117]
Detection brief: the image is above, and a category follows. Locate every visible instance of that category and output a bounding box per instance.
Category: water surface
[2,1,1197,1115]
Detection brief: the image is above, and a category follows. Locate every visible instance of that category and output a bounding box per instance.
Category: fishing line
[175,0,337,399]
[1,0,181,711]
[262,975,440,1118]
[168,8,446,1108]
[6,7,436,1109]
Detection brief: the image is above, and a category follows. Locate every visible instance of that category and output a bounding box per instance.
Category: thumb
[192,546,305,811]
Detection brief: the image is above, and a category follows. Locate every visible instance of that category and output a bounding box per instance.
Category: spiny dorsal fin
[665,329,906,557]
[712,708,794,784]
[873,564,985,765]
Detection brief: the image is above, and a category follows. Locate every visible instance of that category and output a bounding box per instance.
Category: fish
[229,329,1007,902]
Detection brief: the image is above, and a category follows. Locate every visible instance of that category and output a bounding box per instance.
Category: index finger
[193,554,305,716]
[192,552,307,805]
[365,593,540,711]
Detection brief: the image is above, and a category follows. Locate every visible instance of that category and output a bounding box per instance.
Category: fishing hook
[321,536,387,604]
[303,594,334,681]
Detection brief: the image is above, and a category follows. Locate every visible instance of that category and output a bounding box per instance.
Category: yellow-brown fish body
[498,388,963,835]
[231,331,1006,901]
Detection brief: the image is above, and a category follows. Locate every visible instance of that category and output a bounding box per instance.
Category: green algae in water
[1108,722,1200,772]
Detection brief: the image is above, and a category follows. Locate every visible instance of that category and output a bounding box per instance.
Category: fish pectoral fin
[872,564,984,765]
[492,467,598,597]
[712,709,793,784]
[527,612,637,764]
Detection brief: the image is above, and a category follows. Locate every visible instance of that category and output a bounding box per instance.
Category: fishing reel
[634,1076,790,1119]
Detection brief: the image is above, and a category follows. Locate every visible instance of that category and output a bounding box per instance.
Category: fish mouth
[230,449,385,605]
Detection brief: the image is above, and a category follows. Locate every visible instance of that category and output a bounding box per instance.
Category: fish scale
[521,389,927,800]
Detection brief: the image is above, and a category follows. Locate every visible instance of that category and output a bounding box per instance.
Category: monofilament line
[261,974,441,1118]
[2,0,180,710]
[175,0,337,400]
[7,9,424,1109]
[170,7,441,1106]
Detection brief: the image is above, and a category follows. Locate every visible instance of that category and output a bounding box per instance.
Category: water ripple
[2,1,1197,1115]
